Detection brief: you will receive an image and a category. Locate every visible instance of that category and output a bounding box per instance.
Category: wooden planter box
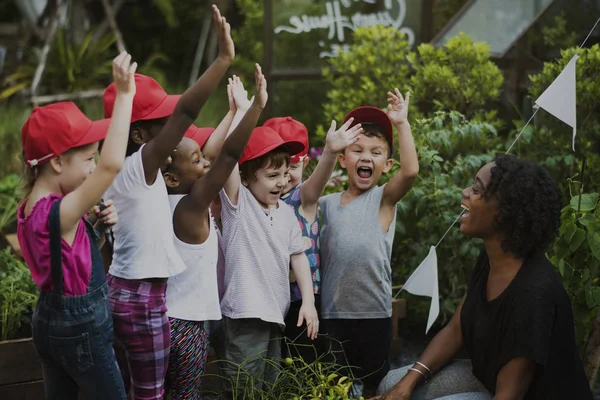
[0,337,44,399]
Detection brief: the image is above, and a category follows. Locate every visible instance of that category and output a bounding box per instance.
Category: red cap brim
[240,139,305,165]
[138,94,181,121]
[74,118,111,148]
[344,106,394,155]
[185,126,214,149]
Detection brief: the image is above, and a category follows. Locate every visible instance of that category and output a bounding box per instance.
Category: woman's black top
[461,251,592,399]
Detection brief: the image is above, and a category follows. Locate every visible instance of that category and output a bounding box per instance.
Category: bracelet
[415,361,432,378]
[408,367,428,382]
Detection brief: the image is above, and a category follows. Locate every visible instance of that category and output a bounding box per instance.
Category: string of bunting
[394,16,600,334]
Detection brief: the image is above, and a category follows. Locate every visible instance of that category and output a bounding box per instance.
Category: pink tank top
[17,194,92,296]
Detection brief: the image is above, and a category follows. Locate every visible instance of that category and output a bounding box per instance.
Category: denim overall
[31,200,126,400]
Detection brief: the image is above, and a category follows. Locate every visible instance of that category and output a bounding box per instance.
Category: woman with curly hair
[373,154,592,400]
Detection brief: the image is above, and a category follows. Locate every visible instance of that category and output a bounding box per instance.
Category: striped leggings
[165,318,209,400]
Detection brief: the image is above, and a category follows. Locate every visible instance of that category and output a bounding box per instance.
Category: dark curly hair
[484,154,561,259]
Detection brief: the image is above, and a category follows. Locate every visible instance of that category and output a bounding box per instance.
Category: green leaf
[561,220,577,243]
[588,221,600,261]
[569,228,586,252]
[570,193,599,212]
[558,258,565,277]
[579,214,596,227]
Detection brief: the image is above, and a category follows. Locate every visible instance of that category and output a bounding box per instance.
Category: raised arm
[377,298,465,400]
[141,5,234,183]
[222,76,253,204]
[175,65,267,242]
[60,52,136,235]
[300,118,362,219]
[201,80,238,162]
[381,89,419,207]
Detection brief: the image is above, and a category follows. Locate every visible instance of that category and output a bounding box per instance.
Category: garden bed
[0,337,44,399]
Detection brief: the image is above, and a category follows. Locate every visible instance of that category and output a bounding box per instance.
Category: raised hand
[325,117,362,153]
[230,75,252,112]
[213,5,235,62]
[386,88,410,125]
[227,79,236,114]
[252,63,268,110]
[113,51,137,95]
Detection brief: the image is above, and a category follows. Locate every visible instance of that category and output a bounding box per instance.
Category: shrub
[548,178,600,354]
[0,249,38,341]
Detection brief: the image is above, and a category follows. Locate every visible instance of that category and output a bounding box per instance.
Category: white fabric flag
[534,54,579,150]
[400,246,439,334]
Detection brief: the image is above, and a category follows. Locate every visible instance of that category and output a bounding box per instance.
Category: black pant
[321,317,392,393]
[283,295,322,363]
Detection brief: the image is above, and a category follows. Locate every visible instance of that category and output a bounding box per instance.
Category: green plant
[0,248,38,341]
[321,25,413,132]
[1,29,116,99]
[548,177,600,354]
[211,339,364,399]
[0,101,30,176]
[0,174,20,233]
[407,33,504,118]
[319,28,503,146]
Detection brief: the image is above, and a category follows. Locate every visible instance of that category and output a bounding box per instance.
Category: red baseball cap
[22,102,110,167]
[103,74,181,122]
[344,106,394,155]
[239,126,305,165]
[263,117,308,163]
[184,125,215,149]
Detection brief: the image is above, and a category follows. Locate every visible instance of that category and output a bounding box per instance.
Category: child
[161,65,267,399]
[318,90,418,397]
[17,52,136,400]
[263,116,362,362]
[218,85,319,395]
[102,6,235,399]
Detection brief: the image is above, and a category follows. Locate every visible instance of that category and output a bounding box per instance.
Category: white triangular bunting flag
[400,246,439,334]
[534,54,579,150]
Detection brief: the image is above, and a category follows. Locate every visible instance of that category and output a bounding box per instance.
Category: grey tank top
[318,185,396,319]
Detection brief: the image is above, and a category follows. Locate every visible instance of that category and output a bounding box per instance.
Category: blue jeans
[32,284,126,400]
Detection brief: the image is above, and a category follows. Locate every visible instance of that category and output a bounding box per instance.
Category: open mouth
[460,204,470,216]
[270,190,281,196]
[357,166,373,179]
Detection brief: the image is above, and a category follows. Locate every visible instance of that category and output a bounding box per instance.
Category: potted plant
[0,248,42,398]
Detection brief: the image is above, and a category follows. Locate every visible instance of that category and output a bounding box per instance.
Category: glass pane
[272,0,422,71]
[435,0,555,55]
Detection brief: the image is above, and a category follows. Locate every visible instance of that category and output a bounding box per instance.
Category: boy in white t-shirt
[102,7,235,399]
[218,88,318,396]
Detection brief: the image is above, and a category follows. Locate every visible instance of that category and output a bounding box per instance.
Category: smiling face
[339,130,393,192]
[283,156,309,195]
[460,162,499,239]
[162,137,211,194]
[51,142,99,195]
[240,147,291,209]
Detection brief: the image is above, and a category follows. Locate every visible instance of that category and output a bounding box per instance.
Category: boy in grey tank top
[318,89,418,397]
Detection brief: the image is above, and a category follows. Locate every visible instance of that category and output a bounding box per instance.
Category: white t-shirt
[166,195,221,321]
[219,185,304,328]
[105,146,186,279]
